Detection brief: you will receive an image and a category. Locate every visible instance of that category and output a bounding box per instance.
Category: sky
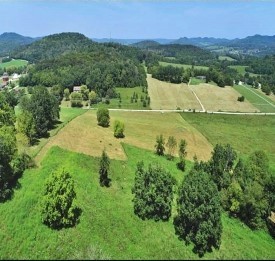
[1,0,275,39]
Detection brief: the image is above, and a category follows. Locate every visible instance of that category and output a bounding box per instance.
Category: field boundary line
[187,79,205,112]
[244,86,275,108]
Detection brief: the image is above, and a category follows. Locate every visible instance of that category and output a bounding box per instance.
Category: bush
[97,108,110,127]
[41,169,81,229]
[237,96,245,102]
[99,150,111,187]
[70,92,83,107]
[113,120,125,138]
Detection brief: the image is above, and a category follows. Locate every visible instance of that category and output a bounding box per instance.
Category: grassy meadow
[233,85,275,113]
[0,59,28,69]
[218,55,236,61]
[181,112,275,171]
[159,61,209,70]
[0,144,274,259]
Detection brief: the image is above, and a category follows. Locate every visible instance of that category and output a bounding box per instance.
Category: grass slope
[233,85,275,113]
[0,145,274,259]
[181,112,275,171]
[35,110,213,163]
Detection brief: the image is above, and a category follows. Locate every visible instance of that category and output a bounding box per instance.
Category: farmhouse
[73,86,81,92]
[2,72,9,85]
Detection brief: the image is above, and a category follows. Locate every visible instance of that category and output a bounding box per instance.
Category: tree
[177,139,187,171]
[19,87,60,138]
[132,162,176,221]
[41,169,81,229]
[99,150,111,187]
[16,111,36,145]
[174,170,222,257]
[70,92,83,107]
[166,136,177,160]
[113,120,125,138]
[89,90,97,105]
[80,85,89,101]
[64,88,70,101]
[155,134,165,156]
[209,144,237,191]
[0,126,17,201]
[97,108,110,127]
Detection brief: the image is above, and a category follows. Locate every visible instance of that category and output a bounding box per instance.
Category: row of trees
[155,134,187,171]
[0,91,32,202]
[132,142,274,256]
[132,161,222,256]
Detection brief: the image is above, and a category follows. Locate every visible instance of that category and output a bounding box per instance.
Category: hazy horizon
[1,0,275,39]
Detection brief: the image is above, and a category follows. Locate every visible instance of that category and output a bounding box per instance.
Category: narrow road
[88,107,275,116]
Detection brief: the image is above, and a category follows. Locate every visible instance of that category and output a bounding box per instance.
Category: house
[73,86,81,92]
[2,72,9,85]
[238,81,243,86]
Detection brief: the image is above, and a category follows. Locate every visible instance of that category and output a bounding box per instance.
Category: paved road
[88,107,275,116]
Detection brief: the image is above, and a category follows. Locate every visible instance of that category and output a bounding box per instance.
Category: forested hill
[18,33,147,97]
[171,37,230,47]
[139,44,217,66]
[0,32,37,56]
[12,32,94,62]
[131,40,161,49]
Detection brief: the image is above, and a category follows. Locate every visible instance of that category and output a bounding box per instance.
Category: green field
[0,59,28,69]
[218,55,236,61]
[159,61,209,70]
[0,144,274,259]
[71,87,150,110]
[181,112,275,171]
[229,65,258,77]
[233,85,275,113]
[190,77,205,85]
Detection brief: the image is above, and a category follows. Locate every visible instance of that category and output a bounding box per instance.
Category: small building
[73,86,81,92]
[2,72,9,85]
[238,81,243,86]
[12,73,20,80]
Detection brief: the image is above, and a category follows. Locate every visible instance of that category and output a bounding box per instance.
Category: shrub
[113,120,125,138]
[97,108,110,127]
[41,169,81,229]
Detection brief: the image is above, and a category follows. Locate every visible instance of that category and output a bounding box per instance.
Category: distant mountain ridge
[0,32,37,56]
[2,32,275,59]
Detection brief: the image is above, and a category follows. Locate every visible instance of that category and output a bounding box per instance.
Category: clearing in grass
[0,145,274,259]
[159,61,209,70]
[0,59,28,69]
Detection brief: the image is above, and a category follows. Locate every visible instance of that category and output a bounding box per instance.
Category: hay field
[36,110,213,163]
[189,83,259,112]
[147,75,201,110]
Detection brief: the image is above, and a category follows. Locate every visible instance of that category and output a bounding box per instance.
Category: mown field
[233,85,275,113]
[36,109,213,163]
[147,75,201,110]
[181,112,275,171]
[229,65,258,77]
[0,59,28,69]
[0,144,275,259]
[189,84,258,112]
[147,75,258,112]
